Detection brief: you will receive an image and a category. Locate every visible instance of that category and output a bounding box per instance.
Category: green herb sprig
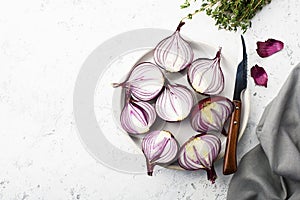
[180,0,272,32]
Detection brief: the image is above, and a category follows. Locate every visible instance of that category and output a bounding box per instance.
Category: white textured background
[1,0,300,199]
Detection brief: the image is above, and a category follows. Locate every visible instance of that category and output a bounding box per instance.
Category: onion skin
[155,84,194,122]
[178,134,221,183]
[250,65,268,87]
[142,130,179,176]
[187,48,224,95]
[113,62,165,101]
[256,39,284,58]
[120,98,156,135]
[190,96,234,135]
[154,21,194,72]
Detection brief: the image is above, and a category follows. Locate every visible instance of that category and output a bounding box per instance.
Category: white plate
[74,28,250,173]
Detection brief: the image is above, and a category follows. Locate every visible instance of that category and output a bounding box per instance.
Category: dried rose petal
[256,39,284,58]
[250,65,268,87]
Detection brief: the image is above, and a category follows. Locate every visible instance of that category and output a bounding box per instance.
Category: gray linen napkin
[227,64,300,200]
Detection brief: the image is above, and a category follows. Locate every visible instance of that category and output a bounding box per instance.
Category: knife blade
[223,35,247,175]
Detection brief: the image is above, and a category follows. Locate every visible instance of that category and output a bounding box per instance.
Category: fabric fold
[227,64,300,200]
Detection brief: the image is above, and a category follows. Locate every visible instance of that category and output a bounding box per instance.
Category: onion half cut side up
[120,96,156,135]
[142,130,179,176]
[154,21,194,72]
[113,62,165,101]
[188,48,224,95]
[155,84,194,122]
[178,134,221,183]
[190,96,234,136]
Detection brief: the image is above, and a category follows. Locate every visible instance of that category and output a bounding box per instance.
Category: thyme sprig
[180,0,272,32]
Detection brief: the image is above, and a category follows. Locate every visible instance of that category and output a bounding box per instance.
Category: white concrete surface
[0,0,299,199]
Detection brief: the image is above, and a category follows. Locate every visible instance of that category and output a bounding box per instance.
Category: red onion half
[142,130,179,176]
[187,48,224,95]
[155,84,194,122]
[190,96,234,135]
[178,134,221,183]
[113,62,165,101]
[120,98,156,135]
[154,21,194,72]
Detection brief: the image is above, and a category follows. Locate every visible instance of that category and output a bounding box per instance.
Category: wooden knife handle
[223,100,242,175]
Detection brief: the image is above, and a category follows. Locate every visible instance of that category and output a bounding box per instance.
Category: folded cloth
[227,64,300,200]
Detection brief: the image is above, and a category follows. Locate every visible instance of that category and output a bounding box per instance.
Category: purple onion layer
[256,39,284,58]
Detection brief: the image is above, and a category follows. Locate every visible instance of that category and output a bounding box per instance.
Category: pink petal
[256,39,284,58]
[251,65,268,87]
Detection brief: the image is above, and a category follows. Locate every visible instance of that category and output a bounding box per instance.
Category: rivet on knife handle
[223,100,242,175]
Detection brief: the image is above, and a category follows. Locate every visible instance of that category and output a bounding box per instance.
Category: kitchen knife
[223,35,247,175]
